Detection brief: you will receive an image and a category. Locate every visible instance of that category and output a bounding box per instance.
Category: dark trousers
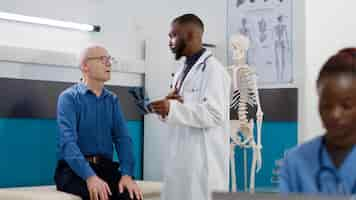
[54,160,135,200]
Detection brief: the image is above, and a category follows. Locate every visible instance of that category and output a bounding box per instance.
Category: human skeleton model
[229,34,264,192]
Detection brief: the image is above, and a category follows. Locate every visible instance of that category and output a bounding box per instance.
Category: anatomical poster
[227,0,293,86]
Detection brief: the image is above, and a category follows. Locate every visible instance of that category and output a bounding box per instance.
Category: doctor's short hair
[172,13,204,32]
[317,47,356,86]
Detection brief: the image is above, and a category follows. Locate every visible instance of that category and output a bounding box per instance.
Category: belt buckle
[92,156,98,164]
[87,156,99,164]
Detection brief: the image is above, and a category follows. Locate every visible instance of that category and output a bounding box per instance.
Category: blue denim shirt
[57,83,135,180]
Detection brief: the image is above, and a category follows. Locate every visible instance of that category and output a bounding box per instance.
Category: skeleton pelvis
[230,119,254,139]
[240,123,253,138]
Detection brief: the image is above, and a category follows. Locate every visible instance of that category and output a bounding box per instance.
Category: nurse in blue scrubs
[279,48,356,195]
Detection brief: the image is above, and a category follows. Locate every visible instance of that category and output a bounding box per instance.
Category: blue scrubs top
[279,136,356,195]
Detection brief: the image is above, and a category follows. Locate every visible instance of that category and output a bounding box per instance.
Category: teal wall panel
[0,118,143,188]
[231,121,297,192]
[113,121,143,179]
[0,119,57,187]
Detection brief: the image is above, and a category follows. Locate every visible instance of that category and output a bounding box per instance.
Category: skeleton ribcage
[230,68,259,121]
[230,90,257,121]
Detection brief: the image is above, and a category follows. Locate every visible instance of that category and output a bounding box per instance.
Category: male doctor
[150,14,231,200]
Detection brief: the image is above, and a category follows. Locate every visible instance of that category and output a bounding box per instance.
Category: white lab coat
[161,50,231,200]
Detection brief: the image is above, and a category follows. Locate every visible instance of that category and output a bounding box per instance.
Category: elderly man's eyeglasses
[86,56,117,65]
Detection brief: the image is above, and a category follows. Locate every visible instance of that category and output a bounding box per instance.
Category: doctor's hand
[118,175,143,200]
[165,89,183,103]
[150,99,170,118]
[166,94,183,103]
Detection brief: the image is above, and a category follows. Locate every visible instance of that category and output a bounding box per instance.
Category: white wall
[0,0,227,87]
[300,0,356,142]
[293,0,306,144]
[0,0,140,58]
[0,0,148,86]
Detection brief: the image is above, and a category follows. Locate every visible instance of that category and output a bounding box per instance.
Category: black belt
[85,155,110,164]
[58,155,113,166]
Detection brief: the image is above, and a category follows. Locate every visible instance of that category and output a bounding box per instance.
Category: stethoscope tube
[171,54,212,94]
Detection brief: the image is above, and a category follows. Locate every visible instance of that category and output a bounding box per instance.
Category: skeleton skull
[230,34,250,63]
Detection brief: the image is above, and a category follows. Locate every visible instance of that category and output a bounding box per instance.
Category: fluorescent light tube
[0,11,100,32]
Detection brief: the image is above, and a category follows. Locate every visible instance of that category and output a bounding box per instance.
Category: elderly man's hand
[86,175,112,200]
[118,176,143,200]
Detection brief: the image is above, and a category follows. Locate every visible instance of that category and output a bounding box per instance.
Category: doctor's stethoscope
[170,54,212,94]
[316,137,356,194]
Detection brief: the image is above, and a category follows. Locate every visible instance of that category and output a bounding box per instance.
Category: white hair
[78,44,106,67]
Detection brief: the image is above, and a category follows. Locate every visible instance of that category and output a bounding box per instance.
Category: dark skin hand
[166,89,184,103]
[150,89,183,118]
[150,99,170,118]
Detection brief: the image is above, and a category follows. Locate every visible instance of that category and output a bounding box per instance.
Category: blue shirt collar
[77,82,110,97]
[319,137,356,187]
[337,144,356,176]
[319,138,333,169]
[319,138,356,169]
[78,82,89,95]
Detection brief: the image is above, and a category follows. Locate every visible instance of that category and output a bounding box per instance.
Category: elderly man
[54,46,142,200]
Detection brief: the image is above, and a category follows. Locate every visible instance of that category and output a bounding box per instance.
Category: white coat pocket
[182,74,203,102]
[182,87,200,102]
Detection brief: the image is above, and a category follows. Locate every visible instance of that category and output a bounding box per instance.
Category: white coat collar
[178,50,213,90]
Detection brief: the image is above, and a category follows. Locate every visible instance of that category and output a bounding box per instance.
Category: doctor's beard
[172,39,187,60]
